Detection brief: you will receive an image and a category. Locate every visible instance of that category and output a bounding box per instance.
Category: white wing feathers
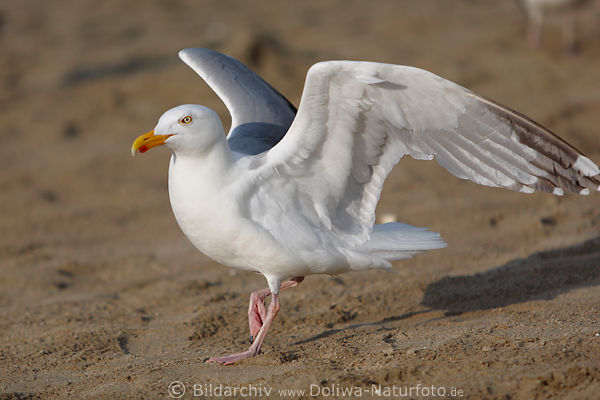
[260,61,600,247]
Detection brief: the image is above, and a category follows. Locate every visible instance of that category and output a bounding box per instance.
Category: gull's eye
[179,115,192,125]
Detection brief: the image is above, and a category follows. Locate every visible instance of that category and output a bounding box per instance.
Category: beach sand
[1,0,600,398]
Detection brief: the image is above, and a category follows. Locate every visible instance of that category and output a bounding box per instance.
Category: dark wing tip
[468,91,600,194]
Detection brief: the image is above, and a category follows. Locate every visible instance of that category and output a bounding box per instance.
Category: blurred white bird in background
[131,48,600,364]
[518,0,599,52]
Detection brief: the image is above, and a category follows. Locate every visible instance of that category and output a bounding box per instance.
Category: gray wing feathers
[465,92,600,194]
[266,61,600,247]
[178,48,296,155]
[354,63,600,195]
[428,90,600,194]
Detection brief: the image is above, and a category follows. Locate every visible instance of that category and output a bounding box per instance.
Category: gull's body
[167,143,312,279]
[132,48,600,364]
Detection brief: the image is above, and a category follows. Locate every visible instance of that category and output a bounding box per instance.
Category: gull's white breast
[167,155,301,278]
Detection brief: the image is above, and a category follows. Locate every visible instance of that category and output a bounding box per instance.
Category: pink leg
[527,24,542,48]
[248,277,304,342]
[248,287,270,343]
[206,277,304,365]
[206,292,281,365]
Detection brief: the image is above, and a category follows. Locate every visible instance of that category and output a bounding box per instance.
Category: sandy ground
[1,0,600,398]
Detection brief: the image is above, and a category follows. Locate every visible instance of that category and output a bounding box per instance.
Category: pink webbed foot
[206,348,260,365]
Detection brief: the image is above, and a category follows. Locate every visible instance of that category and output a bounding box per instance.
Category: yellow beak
[131,130,173,156]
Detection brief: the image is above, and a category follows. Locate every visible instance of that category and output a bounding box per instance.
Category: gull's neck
[167,138,245,267]
[168,136,236,236]
[170,138,235,184]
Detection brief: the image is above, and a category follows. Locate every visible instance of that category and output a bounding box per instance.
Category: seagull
[131,48,600,365]
[518,0,597,52]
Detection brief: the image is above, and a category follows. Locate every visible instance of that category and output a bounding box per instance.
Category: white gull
[131,48,600,364]
[518,0,599,51]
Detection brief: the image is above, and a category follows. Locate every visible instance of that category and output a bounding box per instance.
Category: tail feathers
[362,222,447,261]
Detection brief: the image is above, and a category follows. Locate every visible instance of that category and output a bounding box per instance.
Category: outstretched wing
[179,48,296,155]
[261,61,600,246]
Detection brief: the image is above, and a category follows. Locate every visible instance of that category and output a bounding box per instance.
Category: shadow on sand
[421,236,600,315]
[294,236,600,345]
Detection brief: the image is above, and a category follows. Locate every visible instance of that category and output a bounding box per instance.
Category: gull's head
[131,104,224,156]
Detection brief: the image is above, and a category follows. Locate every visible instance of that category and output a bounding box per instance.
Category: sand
[1,0,600,398]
